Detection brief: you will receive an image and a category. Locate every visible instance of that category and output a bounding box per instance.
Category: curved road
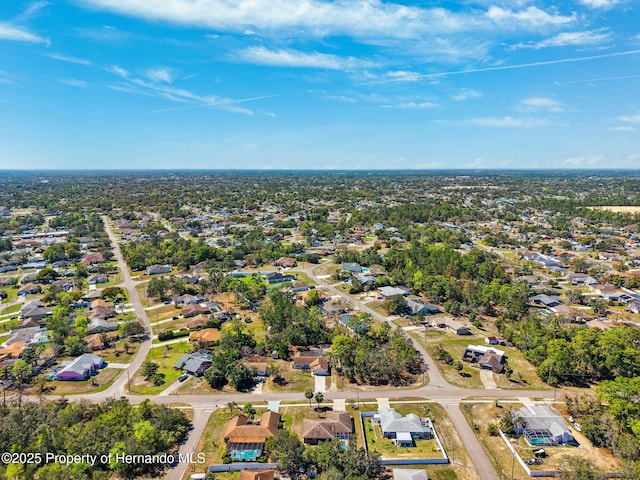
[46,222,553,480]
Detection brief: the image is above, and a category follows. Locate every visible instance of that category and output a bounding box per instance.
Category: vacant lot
[261,362,314,393]
[129,340,192,395]
[586,205,640,213]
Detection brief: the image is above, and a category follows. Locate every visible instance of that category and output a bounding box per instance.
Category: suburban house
[338,314,369,333]
[146,264,172,275]
[274,257,296,268]
[264,272,295,284]
[182,304,211,318]
[392,469,429,480]
[485,336,507,346]
[290,281,310,293]
[18,284,41,295]
[53,353,106,381]
[87,274,108,285]
[515,405,574,446]
[378,286,410,298]
[0,342,24,361]
[238,470,276,480]
[292,352,330,376]
[87,318,119,335]
[530,294,563,308]
[174,352,212,376]
[406,298,440,316]
[441,318,470,335]
[341,262,362,273]
[87,306,116,321]
[186,314,210,329]
[80,252,105,265]
[462,345,506,373]
[84,331,119,350]
[302,411,353,444]
[374,408,433,447]
[51,279,74,290]
[223,410,280,461]
[189,328,221,346]
[173,293,206,305]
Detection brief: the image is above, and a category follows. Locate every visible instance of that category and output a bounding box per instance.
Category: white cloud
[486,6,575,28]
[146,67,176,84]
[579,0,622,9]
[615,115,640,123]
[238,46,374,70]
[452,88,482,101]
[47,53,92,66]
[105,67,273,115]
[608,126,636,131]
[513,30,611,49]
[561,155,604,166]
[60,78,90,88]
[381,101,438,109]
[383,70,423,82]
[460,116,551,127]
[519,97,565,112]
[0,22,49,46]
[107,65,129,77]
[76,0,576,42]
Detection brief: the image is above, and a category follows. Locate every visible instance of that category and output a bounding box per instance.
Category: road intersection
[45,218,554,480]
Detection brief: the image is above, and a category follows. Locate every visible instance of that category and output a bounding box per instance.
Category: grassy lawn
[129,341,193,395]
[96,339,141,363]
[0,286,18,304]
[280,405,324,439]
[313,262,339,277]
[363,417,442,460]
[353,401,478,480]
[1,303,21,315]
[0,318,20,333]
[288,270,318,286]
[44,368,122,395]
[151,316,189,334]
[134,281,155,308]
[262,363,314,393]
[183,409,235,479]
[410,331,483,389]
[459,401,619,478]
[102,270,124,288]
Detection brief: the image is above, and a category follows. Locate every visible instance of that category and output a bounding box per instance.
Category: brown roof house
[292,352,330,376]
[182,304,211,318]
[274,257,296,268]
[302,411,353,444]
[238,470,276,480]
[186,313,209,329]
[189,328,221,346]
[224,410,280,461]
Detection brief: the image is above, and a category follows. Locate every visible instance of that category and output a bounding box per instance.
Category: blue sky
[1,0,639,169]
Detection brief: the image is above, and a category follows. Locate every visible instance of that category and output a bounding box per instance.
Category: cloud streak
[238,46,376,69]
[0,22,49,46]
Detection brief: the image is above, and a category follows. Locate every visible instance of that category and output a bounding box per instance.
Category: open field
[586,205,640,213]
[96,338,141,363]
[261,363,314,393]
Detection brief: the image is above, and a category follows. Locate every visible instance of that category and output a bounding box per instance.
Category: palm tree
[314,392,324,412]
[304,388,314,408]
[226,401,238,413]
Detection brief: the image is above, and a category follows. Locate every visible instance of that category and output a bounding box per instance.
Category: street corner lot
[460,401,619,478]
[412,328,549,391]
[362,415,443,460]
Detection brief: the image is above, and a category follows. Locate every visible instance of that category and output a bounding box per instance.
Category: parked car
[179,374,189,382]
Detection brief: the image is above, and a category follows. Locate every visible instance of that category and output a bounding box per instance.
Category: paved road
[35,230,554,480]
[302,264,449,389]
[89,216,152,399]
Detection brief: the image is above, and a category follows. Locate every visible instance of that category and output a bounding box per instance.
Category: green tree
[265,430,306,477]
[305,388,314,408]
[142,361,160,381]
[315,392,324,411]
